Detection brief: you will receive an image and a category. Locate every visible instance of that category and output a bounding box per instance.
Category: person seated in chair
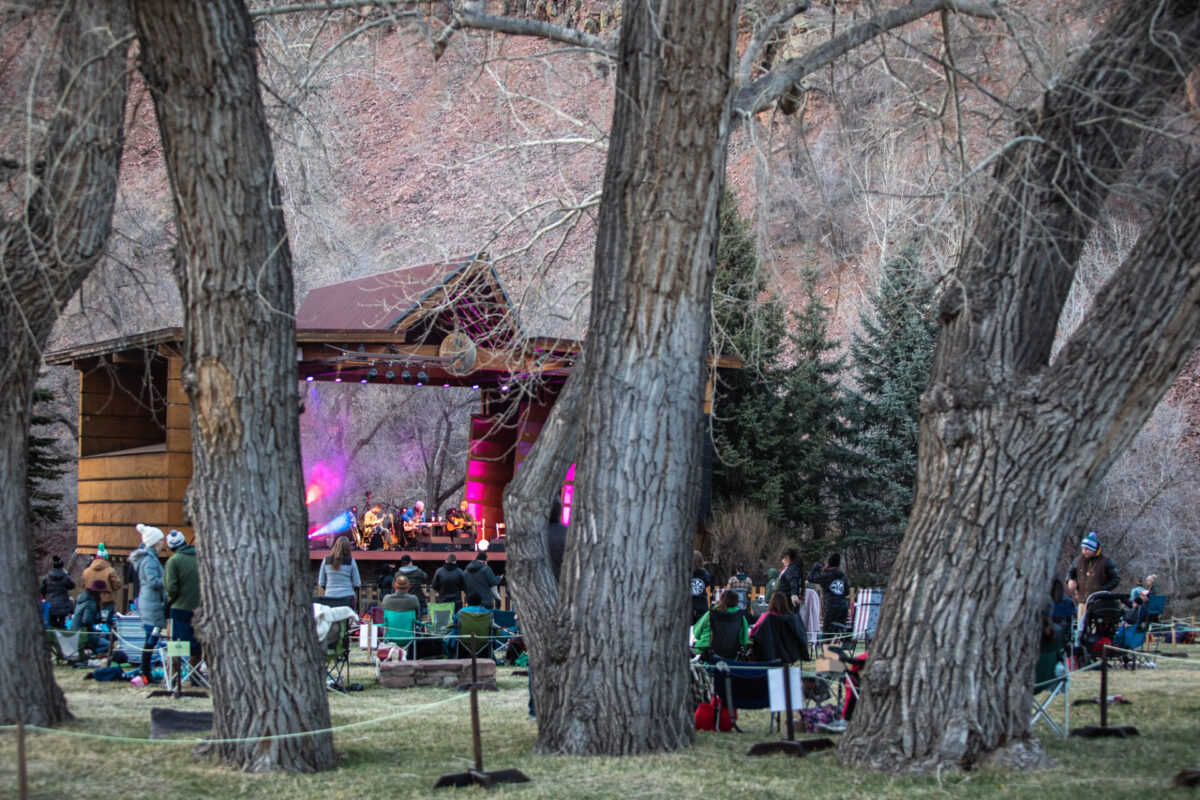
[748,591,809,663]
[692,589,749,661]
[382,574,421,614]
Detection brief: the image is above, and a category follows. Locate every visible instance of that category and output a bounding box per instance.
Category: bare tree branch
[737,1,811,85]
[733,0,997,118]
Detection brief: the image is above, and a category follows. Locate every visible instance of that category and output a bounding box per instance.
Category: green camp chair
[428,602,456,635]
[455,611,494,660]
[383,609,418,660]
[324,619,351,693]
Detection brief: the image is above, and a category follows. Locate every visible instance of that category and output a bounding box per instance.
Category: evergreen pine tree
[28,382,69,524]
[708,192,790,523]
[777,267,852,538]
[841,246,937,579]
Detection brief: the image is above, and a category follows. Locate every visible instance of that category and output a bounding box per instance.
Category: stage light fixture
[385,370,395,382]
[334,377,343,383]
[401,369,412,384]
[471,384,480,391]
[367,367,378,381]
[443,382,450,388]
[417,370,429,384]
[305,375,314,383]
[360,378,368,384]
[500,384,509,393]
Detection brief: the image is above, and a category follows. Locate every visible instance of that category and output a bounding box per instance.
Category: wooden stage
[307,547,506,565]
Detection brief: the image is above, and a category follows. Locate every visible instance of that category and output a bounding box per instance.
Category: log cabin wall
[75,352,193,555]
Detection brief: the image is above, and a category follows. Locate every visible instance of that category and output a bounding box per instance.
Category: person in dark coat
[463,552,502,610]
[40,556,75,629]
[432,554,467,611]
[777,548,804,612]
[749,591,809,663]
[808,553,851,637]
[397,555,429,616]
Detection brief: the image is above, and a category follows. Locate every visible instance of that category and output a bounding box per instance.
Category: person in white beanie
[130,524,167,682]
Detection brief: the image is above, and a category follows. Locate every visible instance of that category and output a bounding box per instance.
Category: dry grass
[2,646,1199,799]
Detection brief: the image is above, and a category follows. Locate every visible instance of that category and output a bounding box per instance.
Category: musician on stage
[362,503,386,533]
[446,500,477,536]
[400,500,426,527]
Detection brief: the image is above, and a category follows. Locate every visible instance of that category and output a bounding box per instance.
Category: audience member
[40,555,75,629]
[164,529,202,675]
[432,553,467,611]
[130,524,168,683]
[382,574,421,614]
[317,536,361,610]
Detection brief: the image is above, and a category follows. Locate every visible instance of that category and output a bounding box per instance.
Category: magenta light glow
[467,460,491,478]
[465,483,488,502]
[305,461,343,507]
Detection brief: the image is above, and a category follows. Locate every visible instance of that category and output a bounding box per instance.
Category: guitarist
[400,501,426,546]
[445,500,477,537]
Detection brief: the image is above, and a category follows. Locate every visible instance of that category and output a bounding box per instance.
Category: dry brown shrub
[704,500,797,584]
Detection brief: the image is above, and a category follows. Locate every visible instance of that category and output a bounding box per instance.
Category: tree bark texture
[840,0,1200,773]
[131,0,334,772]
[0,0,130,727]
[505,0,737,755]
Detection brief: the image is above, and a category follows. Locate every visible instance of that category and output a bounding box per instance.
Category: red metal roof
[296,256,475,331]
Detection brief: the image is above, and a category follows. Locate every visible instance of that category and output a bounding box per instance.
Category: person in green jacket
[164,530,201,668]
[692,589,749,659]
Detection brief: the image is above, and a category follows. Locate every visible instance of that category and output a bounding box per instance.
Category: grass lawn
[3,645,1198,799]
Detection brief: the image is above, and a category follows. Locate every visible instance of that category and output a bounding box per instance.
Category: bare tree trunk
[131,0,334,772]
[840,0,1200,773]
[505,0,738,755]
[0,0,130,727]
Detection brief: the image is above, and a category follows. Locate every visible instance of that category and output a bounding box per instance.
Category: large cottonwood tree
[840,0,1200,772]
[0,0,131,727]
[130,0,334,772]
[490,0,995,757]
[503,0,739,755]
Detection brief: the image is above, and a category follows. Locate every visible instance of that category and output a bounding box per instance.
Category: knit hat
[166,530,186,550]
[137,523,164,548]
[1081,532,1099,553]
[96,543,109,560]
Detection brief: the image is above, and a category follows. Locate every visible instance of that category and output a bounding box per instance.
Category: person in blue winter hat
[1066,531,1119,613]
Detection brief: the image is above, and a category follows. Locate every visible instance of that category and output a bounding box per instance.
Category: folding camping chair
[710,660,784,734]
[851,588,883,649]
[382,609,419,660]
[1033,619,1072,736]
[454,611,496,660]
[112,613,152,668]
[314,603,358,692]
[428,602,456,635]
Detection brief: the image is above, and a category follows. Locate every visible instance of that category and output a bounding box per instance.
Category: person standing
[778,548,804,612]
[317,535,360,610]
[81,546,123,627]
[1066,531,1120,613]
[130,524,168,682]
[763,567,780,602]
[397,555,428,617]
[690,551,714,624]
[432,553,466,611]
[40,555,75,630]
[463,551,502,610]
[163,529,201,673]
[377,562,398,602]
[726,563,753,611]
[808,553,851,639]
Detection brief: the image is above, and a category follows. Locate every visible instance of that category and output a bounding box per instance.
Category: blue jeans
[141,624,160,677]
